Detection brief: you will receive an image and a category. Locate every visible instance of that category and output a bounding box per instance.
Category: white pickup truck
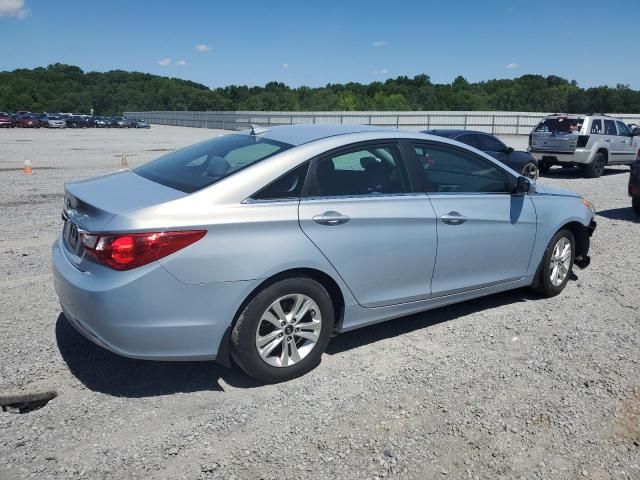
[528,114,639,178]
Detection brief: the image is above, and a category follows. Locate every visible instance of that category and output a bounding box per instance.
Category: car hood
[533,183,579,198]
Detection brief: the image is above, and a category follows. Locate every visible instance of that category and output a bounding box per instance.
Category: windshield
[135,134,293,194]
[535,117,584,133]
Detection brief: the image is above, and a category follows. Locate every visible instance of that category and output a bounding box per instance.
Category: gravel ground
[0,126,638,480]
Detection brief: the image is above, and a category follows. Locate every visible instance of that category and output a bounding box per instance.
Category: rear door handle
[312,211,350,226]
[441,211,467,225]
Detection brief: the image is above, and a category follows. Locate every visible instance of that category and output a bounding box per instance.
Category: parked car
[630,158,640,215]
[528,114,639,178]
[67,116,90,128]
[53,125,596,383]
[41,115,67,128]
[0,112,15,127]
[128,119,150,129]
[423,129,539,179]
[112,117,131,128]
[16,115,41,128]
[89,116,111,128]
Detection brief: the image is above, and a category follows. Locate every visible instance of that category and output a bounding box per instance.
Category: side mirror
[632,127,640,136]
[514,176,531,194]
[506,146,514,154]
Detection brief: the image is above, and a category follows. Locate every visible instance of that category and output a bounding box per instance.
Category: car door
[410,141,537,297]
[614,121,636,164]
[298,141,438,308]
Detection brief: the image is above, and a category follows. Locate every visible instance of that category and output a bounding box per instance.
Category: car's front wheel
[521,162,538,180]
[230,277,334,383]
[532,229,575,297]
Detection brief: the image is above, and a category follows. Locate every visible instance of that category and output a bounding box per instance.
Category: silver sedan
[53,125,596,382]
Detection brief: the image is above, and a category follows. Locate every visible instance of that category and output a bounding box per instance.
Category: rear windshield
[135,134,292,193]
[535,117,584,133]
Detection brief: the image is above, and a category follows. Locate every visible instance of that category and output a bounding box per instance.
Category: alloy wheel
[522,163,539,180]
[255,294,322,368]
[549,237,572,287]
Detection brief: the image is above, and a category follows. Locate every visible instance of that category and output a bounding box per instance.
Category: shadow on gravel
[541,166,628,179]
[327,288,537,355]
[55,314,260,397]
[598,207,640,223]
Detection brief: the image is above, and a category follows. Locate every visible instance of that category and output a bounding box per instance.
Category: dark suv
[630,158,640,215]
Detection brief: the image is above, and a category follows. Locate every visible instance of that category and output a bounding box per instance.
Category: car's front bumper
[52,238,258,361]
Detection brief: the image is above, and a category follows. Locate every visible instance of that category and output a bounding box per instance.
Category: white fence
[123,111,640,136]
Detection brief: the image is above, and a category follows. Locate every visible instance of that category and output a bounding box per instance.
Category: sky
[0,0,639,89]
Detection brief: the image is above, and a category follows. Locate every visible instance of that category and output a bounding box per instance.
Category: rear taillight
[81,230,206,271]
[577,135,590,148]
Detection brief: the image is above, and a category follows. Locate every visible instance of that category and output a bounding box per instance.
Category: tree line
[1,63,639,115]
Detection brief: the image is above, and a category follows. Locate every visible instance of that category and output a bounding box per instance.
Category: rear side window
[253,163,309,201]
[604,120,617,135]
[135,134,292,193]
[535,117,583,133]
[305,144,409,197]
[590,119,602,134]
[413,143,508,194]
[616,121,631,136]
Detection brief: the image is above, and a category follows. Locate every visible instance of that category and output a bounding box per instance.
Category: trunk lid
[62,170,187,270]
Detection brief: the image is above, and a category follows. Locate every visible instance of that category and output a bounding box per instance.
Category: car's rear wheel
[532,229,575,297]
[584,152,606,178]
[521,162,538,180]
[633,197,640,216]
[230,277,334,383]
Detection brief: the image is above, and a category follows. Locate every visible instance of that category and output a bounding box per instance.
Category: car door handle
[312,211,350,226]
[605,139,611,142]
[441,211,467,225]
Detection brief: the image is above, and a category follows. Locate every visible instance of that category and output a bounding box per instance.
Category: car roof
[242,124,397,146]
[423,129,492,138]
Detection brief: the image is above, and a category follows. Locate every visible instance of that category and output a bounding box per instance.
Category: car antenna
[249,124,270,135]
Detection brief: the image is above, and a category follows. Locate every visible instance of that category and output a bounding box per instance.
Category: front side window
[616,121,631,136]
[413,143,509,193]
[455,134,481,149]
[604,120,617,135]
[306,144,409,197]
[477,134,507,152]
[590,119,602,134]
[135,134,292,193]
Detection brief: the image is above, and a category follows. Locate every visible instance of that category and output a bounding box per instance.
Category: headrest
[206,156,231,177]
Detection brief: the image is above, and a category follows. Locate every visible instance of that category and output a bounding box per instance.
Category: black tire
[230,277,334,383]
[531,229,575,298]
[538,160,551,175]
[584,152,606,178]
[633,197,640,216]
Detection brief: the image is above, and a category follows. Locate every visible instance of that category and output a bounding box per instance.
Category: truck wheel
[584,152,606,178]
[538,161,551,175]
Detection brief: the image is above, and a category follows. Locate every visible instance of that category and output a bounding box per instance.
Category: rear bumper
[529,149,590,164]
[52,238,258,361]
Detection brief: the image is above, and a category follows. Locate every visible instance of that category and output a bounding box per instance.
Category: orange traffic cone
[23,160,33,175]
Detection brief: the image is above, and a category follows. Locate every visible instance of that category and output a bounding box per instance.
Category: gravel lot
[0,126,638,480]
